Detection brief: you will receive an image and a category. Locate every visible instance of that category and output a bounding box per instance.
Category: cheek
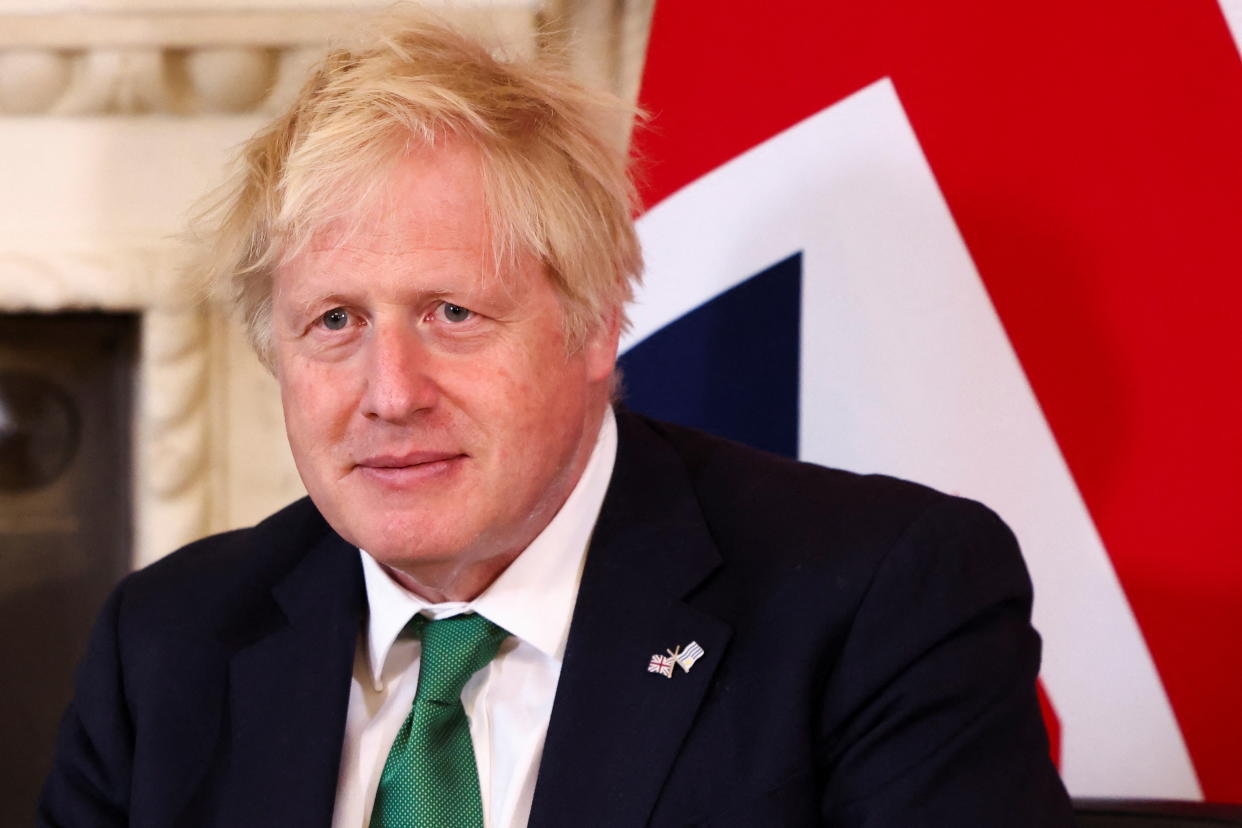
[278,359,354,445]
[456,363,576,467]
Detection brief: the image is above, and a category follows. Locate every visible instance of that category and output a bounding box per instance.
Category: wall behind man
[0,0,652,568]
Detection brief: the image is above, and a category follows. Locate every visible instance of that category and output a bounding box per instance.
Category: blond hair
[194,9,643,366]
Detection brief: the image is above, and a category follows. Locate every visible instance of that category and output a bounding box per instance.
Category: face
[271,142,617,600]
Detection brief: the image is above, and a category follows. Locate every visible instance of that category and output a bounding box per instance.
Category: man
[39,11,1073,828]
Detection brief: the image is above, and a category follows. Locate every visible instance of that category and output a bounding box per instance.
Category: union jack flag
[630,0,1242,799]
[648,654,675,678]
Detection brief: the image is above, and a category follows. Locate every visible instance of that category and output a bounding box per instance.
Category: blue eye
[322,308,349,330]
[440,303,473,323]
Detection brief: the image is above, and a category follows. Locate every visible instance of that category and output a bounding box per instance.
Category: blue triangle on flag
[618,252,802,459]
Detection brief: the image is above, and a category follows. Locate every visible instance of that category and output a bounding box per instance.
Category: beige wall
[0,0,653,567]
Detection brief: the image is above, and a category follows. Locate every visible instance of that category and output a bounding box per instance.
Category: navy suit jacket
[39,410,1073,826]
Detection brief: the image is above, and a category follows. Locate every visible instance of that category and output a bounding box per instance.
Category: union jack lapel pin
[647,653,675,678]
[648,641,706,678]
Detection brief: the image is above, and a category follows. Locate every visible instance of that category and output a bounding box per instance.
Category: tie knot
[411,613,508,704]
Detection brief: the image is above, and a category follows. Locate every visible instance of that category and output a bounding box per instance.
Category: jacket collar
[202,408,730,827]
[217,518,363,828]
[529,409,733,828]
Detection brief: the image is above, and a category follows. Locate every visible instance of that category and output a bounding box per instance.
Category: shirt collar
[359,407,618,686]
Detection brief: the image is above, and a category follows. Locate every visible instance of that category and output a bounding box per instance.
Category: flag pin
[648,641,705,678]
[647,653,675,678]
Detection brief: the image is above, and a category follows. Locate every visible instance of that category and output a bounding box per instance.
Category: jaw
[359,398,612,602]
[291,360,617,603]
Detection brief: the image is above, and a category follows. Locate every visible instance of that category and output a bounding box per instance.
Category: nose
[359,324,441,424]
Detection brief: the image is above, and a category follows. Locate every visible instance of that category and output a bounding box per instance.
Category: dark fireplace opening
[0,312,137,823]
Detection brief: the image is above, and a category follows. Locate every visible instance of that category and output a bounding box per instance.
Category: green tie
[369,613,509,828]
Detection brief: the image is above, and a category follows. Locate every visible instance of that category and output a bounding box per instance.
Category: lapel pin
[647,653,676,678]
[647,641,705,678]
[674,641,705,672]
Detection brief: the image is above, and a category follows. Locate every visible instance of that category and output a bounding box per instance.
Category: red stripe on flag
[1038,679,1062,769]
[637,0,1242,799]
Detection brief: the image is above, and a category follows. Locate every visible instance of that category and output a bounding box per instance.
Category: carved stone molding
[0,244,189,310]
[0,242,214,566]
[0,5,540,116]
[136,304,213,568]
[0,45,321,116]
[541,0,653,108]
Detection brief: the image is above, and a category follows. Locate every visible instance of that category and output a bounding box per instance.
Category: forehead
[309,140,490,261]
[274,141,548,308]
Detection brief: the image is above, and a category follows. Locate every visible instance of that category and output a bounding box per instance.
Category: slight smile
[354,452,467,487]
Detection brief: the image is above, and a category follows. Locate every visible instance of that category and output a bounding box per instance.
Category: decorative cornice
[0,4,539,116]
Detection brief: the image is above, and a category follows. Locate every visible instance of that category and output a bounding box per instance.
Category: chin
[358,523,470,569]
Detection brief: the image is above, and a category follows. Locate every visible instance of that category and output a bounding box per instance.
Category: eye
[320,307,350,331]
[438,303,474,323]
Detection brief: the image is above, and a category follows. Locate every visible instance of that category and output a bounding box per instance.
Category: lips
[359,451,463,468]
[355,451,466,487]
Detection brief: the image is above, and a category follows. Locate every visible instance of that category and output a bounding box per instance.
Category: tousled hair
[193,8,643,367]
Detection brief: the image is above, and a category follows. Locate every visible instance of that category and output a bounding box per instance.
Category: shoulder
[114,497,338,639]
[612,409,1027,620]
[620,410,1009,556]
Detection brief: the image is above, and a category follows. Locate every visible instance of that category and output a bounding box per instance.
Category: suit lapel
[218,528,363,828]
[529,411,733,828]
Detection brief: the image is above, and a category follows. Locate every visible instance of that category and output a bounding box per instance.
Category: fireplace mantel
[0,0,651,567]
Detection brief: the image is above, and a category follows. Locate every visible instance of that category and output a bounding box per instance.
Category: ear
[582,306,621,384]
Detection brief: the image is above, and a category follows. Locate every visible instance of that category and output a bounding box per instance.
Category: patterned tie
[369,613,509,828]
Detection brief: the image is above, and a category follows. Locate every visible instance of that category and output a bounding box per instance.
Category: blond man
[40,12,1071,828]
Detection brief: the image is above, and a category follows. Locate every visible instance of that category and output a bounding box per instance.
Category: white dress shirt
[331,409,617,828]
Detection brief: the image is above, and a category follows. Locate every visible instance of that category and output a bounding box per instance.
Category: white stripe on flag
[1220,0,1242,60]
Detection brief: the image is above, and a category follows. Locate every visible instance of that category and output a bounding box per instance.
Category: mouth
[354,451,467,487]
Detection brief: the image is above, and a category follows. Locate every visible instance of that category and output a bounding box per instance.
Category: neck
[381,555,515,604]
